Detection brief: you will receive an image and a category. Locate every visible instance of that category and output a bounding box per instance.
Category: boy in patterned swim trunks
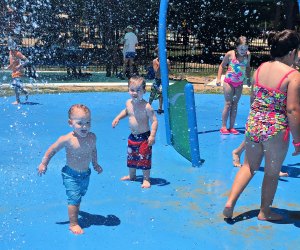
[38,104,103,235]
[112,76,158,188]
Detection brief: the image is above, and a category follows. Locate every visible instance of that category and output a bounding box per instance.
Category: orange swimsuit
[9,51,26,78]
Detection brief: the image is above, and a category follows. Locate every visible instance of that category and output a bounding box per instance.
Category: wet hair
[68,104,90,118]
[235,36,248,47]
[267,31,276,47]
[128,76,146,90]
[7,40,17,50]
[269,30,300,58]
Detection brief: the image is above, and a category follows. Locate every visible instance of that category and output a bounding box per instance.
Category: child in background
[148,47,170,114]
[217,36,251,135]
[38,104,103,234]
[6,40,30,104]
[112,76,158,188]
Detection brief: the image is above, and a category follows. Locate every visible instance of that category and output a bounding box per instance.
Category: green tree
[168,0,261,53]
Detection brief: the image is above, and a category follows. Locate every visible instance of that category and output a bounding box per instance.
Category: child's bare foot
[141,179,151,188]
[69,224,84,234]
[223,206,234,218]
[257,211,283,221]
[120,175,136,181]
[12,101,20,105]
[232,150,242,167]
[279,171,288,177]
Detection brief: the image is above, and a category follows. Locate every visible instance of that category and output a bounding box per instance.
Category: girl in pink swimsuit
[223,30,300,221]
[217,36,252,135]
[245,64,296,143]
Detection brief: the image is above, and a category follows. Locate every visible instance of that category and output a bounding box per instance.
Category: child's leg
[68,204,84,234]
[21,87,29,101]
[13,86,21,104]
[223,139,263,218]
[232,140,288,176]
[279,171,288,177]
[221,83,234,129]
[158,92,163,111]
[141,169,151,188]
[149,85,157,105]
[232,140,245,167]
[120,167,136,181]
[157,95,164,114]
[258,132,289,221]
[229,85,242,130]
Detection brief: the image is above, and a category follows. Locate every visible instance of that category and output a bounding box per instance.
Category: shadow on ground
[56,211,121,229]
[135,175,170,186]
[224,208,300,228]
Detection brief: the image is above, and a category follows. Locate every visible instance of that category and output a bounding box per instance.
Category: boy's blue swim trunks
[61,165,91,205]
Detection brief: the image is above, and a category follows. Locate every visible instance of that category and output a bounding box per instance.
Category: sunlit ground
[1,91,300,250]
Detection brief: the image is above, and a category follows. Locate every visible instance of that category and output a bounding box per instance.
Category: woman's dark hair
[269,30,300,58]
[267,31,276,47]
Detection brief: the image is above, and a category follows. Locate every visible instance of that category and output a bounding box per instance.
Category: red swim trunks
[127,131,152,170]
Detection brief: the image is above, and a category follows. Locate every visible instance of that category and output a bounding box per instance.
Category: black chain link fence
[7,28,269,75]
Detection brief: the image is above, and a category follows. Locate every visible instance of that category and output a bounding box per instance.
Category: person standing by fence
[121,26,138,80]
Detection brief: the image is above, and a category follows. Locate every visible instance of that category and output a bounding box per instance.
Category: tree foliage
[168,0,261,51]
[1,0,296,49]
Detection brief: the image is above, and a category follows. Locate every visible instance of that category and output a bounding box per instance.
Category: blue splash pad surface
[1,92,300,250]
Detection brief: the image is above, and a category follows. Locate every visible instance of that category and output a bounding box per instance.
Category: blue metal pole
[158,0,171,145]
[184,83,202,167]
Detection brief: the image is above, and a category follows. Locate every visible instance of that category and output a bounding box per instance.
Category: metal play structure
[158,0,204,167]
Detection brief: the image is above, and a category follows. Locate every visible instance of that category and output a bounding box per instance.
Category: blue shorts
[61,165,91,205]
[125,52,136,59]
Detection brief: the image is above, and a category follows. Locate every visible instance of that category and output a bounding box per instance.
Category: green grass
[0,71,126,84]
[0,70,251,97]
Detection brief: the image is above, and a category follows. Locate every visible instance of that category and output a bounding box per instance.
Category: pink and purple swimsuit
[224,52,248,88]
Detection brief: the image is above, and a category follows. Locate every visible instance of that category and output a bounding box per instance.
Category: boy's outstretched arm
[146,104,158,146]
[91,135,103,174]
[37,136,67,176]
[112,108,128,128]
